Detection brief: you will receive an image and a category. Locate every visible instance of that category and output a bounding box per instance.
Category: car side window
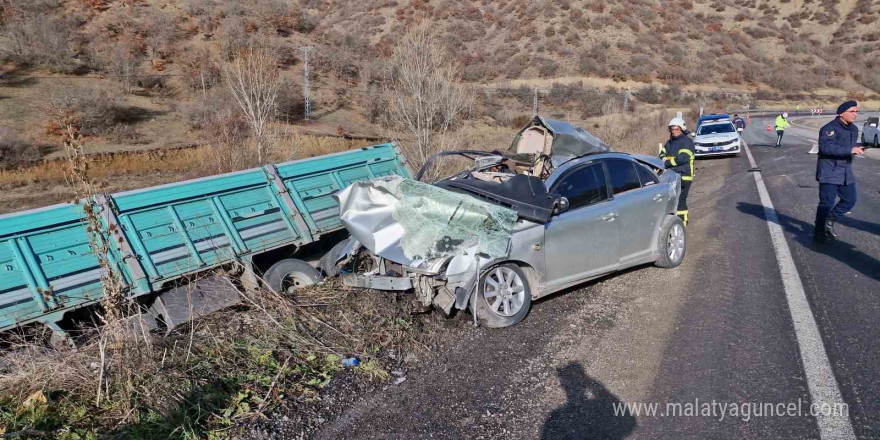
[635,163,659,187]
[604,159,642,195]
[552,163,609,210]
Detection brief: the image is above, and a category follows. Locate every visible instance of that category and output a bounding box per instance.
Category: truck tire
[473,263,532,328]
[264,259,322,294]
[655,215,686,268]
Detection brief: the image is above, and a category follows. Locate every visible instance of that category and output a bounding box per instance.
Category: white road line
[742,139,856,440]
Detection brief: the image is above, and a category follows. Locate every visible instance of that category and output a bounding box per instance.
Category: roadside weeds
[0,278,446,439]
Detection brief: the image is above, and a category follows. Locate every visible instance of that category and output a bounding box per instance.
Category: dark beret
[836,100,858,115]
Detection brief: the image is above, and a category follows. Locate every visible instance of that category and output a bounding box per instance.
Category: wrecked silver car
[322,117,686,328]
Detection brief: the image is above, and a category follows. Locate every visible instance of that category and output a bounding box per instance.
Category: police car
[691,115,741,157]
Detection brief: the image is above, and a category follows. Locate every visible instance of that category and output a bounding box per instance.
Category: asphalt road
[745,113,880,439]
[310,115,879,440]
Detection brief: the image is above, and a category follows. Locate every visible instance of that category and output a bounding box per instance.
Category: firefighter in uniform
[660,116,695,226]
[813,100,865,243]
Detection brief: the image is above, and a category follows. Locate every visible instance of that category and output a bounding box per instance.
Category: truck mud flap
[151,275,242,332]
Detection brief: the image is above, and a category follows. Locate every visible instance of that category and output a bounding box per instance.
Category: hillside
[315,0,880,93]
[1,0,878,164]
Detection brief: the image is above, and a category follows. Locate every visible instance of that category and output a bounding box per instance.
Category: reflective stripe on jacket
[660,133,695,181]
[775,115,790,131]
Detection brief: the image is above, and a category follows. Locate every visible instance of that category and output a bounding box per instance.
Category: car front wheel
[473,263,532,328]
[655,215,686,268]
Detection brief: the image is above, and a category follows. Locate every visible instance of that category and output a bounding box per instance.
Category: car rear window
[604,159,642,195]
[635,163,658,187]
[697,123,735,135]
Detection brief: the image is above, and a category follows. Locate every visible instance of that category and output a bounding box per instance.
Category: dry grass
[0,147,209,187]
[0,274,438,439]
[0,133,370,187]
[590,109,680,156]
[0,132,374,215]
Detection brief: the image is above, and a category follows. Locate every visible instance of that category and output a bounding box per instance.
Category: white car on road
[692,119,741,157]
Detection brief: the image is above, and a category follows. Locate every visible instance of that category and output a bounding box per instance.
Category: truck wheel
[655,215,686,268]
[473,263,532,328]
[264,259,322,294]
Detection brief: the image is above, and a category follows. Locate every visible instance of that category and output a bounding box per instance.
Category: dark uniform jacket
[816,117,858,185]
[660,133,695,181]
[732,117,746,130]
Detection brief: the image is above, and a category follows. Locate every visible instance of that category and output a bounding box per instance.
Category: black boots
[813,219,837,244]
[825,219,838,239]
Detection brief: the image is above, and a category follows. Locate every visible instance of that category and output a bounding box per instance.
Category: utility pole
[624,89,630,114]
[300,46,314,120]
[532,87,538,117]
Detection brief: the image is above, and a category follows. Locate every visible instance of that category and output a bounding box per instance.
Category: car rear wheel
[655,215,686,268]
[264,259,322,294]
[473,263,532,328]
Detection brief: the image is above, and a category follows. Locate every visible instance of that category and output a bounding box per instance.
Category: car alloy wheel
[482,265,526,317]
[668,223,685,263]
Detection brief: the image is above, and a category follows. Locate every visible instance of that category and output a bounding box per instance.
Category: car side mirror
[689,132,696,137]
[554,197,570,214]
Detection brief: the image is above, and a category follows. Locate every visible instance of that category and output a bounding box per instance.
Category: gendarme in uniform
[813,100,864,242]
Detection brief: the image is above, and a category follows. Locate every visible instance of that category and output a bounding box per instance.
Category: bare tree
[95,38,145,94]
[203,98,254,174]
[385,26,473,169]
[222,46,281,165]
[0,12,78,73]
[180,47,221,97]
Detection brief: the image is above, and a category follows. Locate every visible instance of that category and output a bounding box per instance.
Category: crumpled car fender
[317,236,362,277]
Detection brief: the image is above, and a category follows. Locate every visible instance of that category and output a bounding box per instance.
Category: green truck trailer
[0,143,411,346]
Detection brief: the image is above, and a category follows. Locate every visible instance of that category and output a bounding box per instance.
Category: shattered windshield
[395,179,517,260]
[337,176,518,264]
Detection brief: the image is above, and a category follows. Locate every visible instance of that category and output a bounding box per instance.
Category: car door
[603,158,663,264]
[544,162,619,289]
[634,161,670,252]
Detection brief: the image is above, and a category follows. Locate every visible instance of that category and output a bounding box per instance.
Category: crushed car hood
[335,176,518,266]
[509,116,611,166]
